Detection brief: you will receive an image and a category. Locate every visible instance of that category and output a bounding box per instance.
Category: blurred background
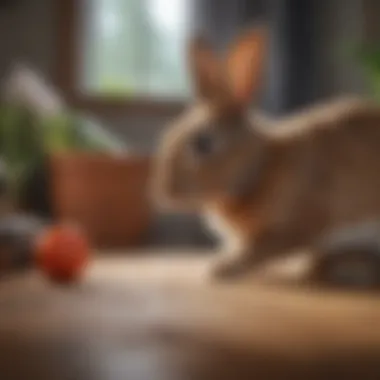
[2,3,380,380]
[0,0,379,251]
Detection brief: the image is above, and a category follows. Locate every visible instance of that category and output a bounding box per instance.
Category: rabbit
[152,26,380,279]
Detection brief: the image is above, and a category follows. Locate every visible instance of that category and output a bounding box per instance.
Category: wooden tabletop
[1,253,380,380]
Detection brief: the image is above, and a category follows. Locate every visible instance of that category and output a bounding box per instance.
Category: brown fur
[215,98,380,256]
[152,27,380,278]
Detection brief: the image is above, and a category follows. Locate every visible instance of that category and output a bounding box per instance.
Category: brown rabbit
[152,26,380,279]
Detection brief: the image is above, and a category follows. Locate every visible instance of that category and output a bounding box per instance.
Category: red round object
[35,224,90,283]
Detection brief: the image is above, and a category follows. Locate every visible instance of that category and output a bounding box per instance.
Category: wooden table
[1,253,380,380]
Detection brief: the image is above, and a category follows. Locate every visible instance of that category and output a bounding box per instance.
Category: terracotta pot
[49,153,152,248]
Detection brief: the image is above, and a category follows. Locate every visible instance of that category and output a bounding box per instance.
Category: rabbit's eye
[190,132,220,157]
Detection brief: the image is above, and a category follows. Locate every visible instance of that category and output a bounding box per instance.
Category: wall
[0,0,371,247]
[0,1,56,84]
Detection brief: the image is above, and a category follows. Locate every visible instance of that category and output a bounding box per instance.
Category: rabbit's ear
[226,27,268,109]
[188,35,227,100]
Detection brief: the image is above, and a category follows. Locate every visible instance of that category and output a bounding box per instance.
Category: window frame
[56,0,186,115]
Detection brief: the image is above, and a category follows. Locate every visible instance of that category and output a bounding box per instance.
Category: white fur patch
[202,208,243,254]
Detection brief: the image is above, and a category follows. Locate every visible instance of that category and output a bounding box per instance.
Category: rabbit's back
[255,98,380,255]
[310,100,380,227]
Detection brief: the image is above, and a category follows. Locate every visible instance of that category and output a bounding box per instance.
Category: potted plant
[42,112,152,248]
[50,152,151,248]
[0,66,152,248]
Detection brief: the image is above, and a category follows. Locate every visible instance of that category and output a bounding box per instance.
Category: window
[58,0,192,111]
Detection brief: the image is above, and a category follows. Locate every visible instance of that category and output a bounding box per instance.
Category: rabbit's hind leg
[310,221,380,290]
